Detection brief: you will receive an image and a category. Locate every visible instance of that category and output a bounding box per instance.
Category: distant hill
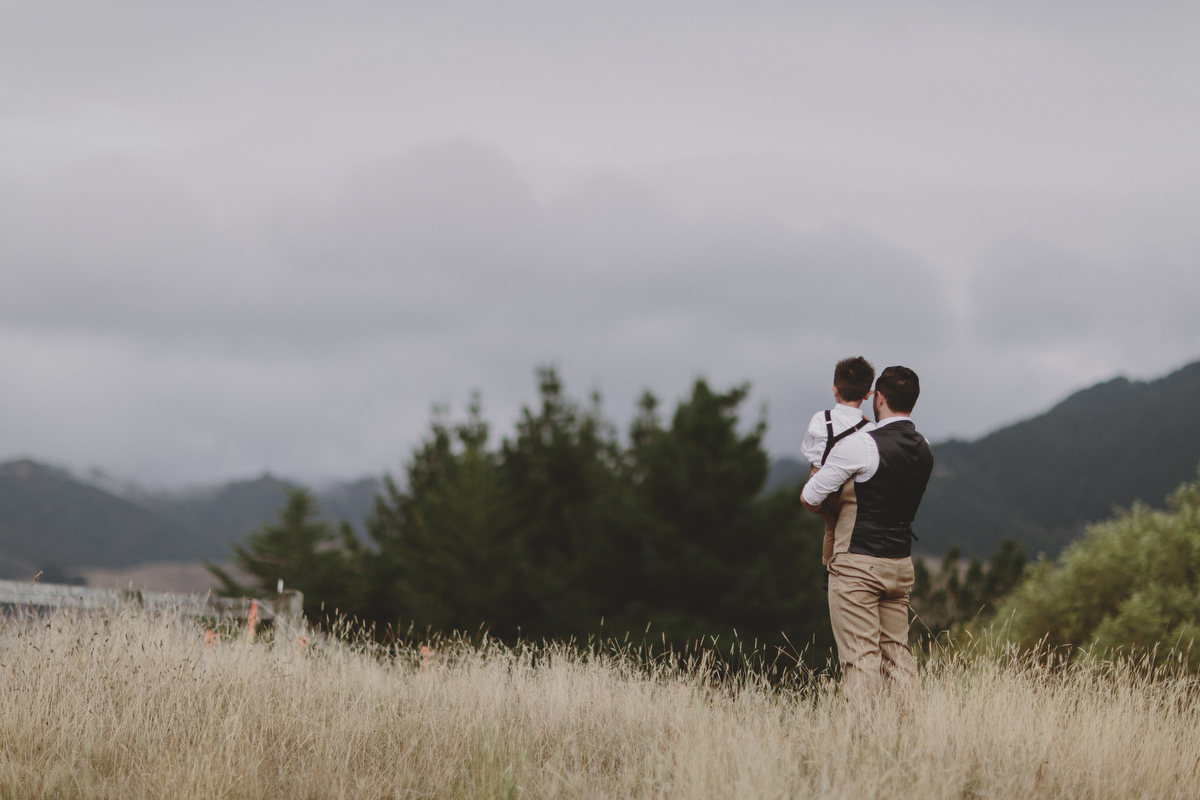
[143,474,380,546]
[138,474,297,550]
[916,360,1200,557]
[0,462,381,580]
[763,457,808,495]
[0,460,200,578]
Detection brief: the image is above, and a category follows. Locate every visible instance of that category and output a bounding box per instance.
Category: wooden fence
[0,579,304,628]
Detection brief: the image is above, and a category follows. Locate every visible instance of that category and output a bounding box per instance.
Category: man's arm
[801,462,854,512]
[801,432,872,511]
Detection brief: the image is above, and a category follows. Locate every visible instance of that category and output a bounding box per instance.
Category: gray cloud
[0,3,1198,484]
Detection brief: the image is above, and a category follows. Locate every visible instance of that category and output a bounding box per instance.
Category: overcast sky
[1,1,1198,487]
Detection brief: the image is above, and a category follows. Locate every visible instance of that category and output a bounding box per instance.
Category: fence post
[271,590,304,628]
[247,599,259,641]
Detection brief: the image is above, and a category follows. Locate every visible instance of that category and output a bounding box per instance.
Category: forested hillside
[0,461,199,578]
[916,360,1200,557]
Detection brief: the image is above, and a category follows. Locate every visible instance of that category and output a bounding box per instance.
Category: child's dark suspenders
[821,410,869,466]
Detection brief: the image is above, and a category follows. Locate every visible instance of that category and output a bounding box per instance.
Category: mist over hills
[139,475,379,547]
[0,460,201,579]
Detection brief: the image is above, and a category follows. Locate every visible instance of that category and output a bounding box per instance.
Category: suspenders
[821,410,869,466]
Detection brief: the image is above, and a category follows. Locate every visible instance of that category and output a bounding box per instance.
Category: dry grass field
[1,610,1198,799]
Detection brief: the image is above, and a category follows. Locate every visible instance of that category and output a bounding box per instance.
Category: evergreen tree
[497,368,642,639]
[206,488,364,621]
[364,372,644,641]
[225,369,837,664]
[909,540,1029,640]
[631,379,827,651]
[364,396,510,635]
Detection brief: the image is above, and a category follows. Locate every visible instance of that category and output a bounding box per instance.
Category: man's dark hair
[875,366,920,413]
[833,356,875,402]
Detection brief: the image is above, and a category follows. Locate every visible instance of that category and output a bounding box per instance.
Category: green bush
[1000,468,1200,667]
[910,539,1028,642]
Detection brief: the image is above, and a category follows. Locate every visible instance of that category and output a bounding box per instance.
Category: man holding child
[801,360,934,708]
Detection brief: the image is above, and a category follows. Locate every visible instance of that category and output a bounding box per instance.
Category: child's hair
[875,365,920,412]
[833,357,875,402]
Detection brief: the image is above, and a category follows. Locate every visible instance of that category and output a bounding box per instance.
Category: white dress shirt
[801,416,924,506]
[800,403,875,466]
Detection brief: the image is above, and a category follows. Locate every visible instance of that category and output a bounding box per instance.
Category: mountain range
[0,464,380,580]
[915,359,1200,557]
[2,358,1198,578]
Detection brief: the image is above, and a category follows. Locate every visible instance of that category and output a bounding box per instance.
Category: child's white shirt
[800,403,876,466]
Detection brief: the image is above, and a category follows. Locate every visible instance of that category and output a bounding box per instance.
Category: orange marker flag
[247,599,259,641]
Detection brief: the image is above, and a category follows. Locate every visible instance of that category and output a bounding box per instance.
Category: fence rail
[0,579,304,627]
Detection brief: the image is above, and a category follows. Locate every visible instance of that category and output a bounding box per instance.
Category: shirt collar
[833,402,864,416]
[875,415,913,428]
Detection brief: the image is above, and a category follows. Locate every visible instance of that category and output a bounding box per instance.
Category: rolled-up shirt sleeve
[801,432,874,506]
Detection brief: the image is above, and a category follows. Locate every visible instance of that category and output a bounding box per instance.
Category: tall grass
[2,610,1198,799]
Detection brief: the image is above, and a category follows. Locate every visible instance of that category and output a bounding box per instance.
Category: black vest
[848,420,934,559]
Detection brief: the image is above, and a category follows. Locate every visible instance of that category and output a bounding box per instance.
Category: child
[801,357,875,568]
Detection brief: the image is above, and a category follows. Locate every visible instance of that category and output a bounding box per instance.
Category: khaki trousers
[827,552,917,707]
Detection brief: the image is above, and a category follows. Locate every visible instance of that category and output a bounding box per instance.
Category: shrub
[1000,468,1200,667]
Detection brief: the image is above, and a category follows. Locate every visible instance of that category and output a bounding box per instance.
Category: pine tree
[206,488,364,621]
[630,379,828,650]
[497,368,641,640]
[365,396,511,635]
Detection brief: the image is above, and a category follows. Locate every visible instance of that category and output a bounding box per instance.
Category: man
[801,365,934,709]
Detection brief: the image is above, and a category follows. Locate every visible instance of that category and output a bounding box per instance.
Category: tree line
[212,367,1040,664]
[214,368,1200,670]
[210,368,837,658]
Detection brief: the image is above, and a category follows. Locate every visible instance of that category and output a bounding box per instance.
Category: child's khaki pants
[809,464,857,567]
